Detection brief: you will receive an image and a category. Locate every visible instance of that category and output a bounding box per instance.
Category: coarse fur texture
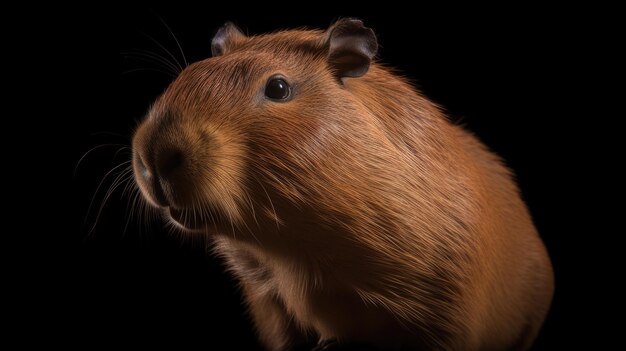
[131,19,554,351]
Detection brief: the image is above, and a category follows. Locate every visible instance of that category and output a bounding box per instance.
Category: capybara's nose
[133,144,186,208]
[156,148,184,179]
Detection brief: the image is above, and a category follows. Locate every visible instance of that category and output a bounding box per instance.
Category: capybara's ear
[211,22,245,57]
[325,18,378,80]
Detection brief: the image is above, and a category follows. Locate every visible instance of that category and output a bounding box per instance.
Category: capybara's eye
[264,76,291,101]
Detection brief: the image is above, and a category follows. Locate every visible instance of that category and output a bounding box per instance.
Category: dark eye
[264,77,291,101]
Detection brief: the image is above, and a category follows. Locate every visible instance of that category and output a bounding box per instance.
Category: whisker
[112,146,132,162]
[142,32,184,73]
[122,54,179,77]
[138,194,149,238]
[121,176,136,199]
[74,144,128,177]
[89,131,130,139]
[122,67,177,79]
[123,49,181,76]
[137,192,147,237]
[88,168,134,235]
[192,190,201,227]
[247,191,259,229]
[240,193,261,246]
[209,174,238,239]
[155,13,188,67]
[84,160,132,226]
[142,196,153,236]
[257,178,280,231]
[123,184,141,237]
[188,182,208,244]
[132,48,181,71]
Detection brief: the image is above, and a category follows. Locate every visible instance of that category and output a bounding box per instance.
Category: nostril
[157,149,184,177]
[137,154,150,179]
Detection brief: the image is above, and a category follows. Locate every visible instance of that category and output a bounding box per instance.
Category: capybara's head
[132,19,378,233]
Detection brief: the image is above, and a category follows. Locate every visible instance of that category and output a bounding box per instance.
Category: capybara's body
[131,19,553,350]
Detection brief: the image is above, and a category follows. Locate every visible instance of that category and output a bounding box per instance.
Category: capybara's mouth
[167,207,203,231]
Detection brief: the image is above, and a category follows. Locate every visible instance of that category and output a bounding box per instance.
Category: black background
[18,4,614,350]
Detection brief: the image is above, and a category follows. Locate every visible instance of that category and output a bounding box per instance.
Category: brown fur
[132,21,553,350]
